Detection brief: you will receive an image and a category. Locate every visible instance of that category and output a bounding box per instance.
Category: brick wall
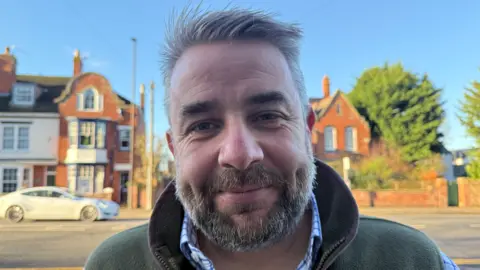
[352,178,448,207]
[312,94,370,160]
[0,54,16,94]
[457,177,480,207]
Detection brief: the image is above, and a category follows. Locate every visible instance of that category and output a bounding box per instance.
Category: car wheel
[6,205,24,223]
[80,206,98,222]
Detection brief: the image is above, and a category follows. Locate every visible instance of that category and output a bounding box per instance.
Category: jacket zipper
[154,251,172,270]
[316,237,347,270]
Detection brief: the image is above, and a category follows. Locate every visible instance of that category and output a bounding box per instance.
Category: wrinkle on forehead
[169,41,300,120]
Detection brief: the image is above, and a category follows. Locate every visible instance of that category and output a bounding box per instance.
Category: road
[0,213,479,269]
[365,212,480,269]
[0,219,148,268]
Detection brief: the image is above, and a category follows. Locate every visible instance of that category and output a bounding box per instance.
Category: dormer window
[77,88,103,111]
[13,83,35,106]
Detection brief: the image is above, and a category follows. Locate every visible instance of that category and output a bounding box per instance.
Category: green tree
[458,74,480,179]
[349,63,445,163]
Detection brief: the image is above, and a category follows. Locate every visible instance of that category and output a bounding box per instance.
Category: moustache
[206,163,287,195]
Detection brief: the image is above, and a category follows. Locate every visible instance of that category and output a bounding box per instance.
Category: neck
[198,209,312,270]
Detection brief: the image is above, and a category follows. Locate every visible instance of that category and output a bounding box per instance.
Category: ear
[166,130,174,155]
[306,105,316,133]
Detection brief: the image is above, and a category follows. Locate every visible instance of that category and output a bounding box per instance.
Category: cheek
[259,128,309,170]
[175,141,219,190]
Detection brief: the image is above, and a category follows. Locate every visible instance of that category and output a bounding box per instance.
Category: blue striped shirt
[179,193,458,270]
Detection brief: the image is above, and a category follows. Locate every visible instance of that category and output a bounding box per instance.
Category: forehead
[169,41,299,116]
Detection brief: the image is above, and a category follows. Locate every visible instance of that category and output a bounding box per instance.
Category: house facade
[310,75,371,161]
[0,47,144,204]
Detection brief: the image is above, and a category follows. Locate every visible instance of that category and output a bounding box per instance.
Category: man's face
[167,41,316,252]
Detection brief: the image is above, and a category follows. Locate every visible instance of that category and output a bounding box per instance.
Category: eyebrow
[246,90,289,107]
[180,90,290,118]
[180,100,218,118]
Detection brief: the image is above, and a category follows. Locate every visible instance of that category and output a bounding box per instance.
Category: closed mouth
[222,185,270,193]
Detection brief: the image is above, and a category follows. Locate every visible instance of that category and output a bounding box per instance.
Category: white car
[0,186,120,223]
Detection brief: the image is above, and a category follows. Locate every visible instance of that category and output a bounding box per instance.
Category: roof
[16,74,71,86]
[309,91,339,119]
[0,74,68,113]
[0,73,137,114]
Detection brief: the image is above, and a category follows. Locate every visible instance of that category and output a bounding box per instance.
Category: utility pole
[128,37,137,209]
[146,81,155,210]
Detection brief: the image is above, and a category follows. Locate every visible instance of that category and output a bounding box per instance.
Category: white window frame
[96,121,107,149]
[68,165,105,194]
[12,83,35,106]
[78,121,96,149]
[118,126,131,151]
[69,120,106,149]
[1,125,30,152]
[324,126,337,152]
[77,88,103,112]
[21,166,33,189]
[0,166,21,193]
[345,127,358,152]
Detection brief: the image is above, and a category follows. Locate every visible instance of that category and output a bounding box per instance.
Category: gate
[447,180,459,206]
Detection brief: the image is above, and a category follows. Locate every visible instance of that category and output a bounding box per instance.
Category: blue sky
[2,0,479,150]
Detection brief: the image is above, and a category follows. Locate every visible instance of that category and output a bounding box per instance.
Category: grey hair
[161,6,308,122]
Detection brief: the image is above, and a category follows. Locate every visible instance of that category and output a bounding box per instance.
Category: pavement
[0,208,479,269]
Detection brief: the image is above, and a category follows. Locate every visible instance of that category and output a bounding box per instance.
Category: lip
[222,185,268,194]
[216,186,274,205]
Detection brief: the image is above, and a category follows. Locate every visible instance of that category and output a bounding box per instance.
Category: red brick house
[310,75,371,161]
[0,47,144,205]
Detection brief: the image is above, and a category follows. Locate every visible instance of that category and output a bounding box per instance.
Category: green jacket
[85,160,445,270]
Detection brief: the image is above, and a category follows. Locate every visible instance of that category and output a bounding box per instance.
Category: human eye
[251,112,284,127]
[187,121,221,136]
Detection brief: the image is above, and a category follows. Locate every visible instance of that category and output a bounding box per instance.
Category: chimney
[0,46,17,95]
[73,49,82,76]
[322,75,330,98]
[139,83,145,111]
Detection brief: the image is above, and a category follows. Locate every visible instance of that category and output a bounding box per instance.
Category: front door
[45,166,56,186]
[46,175,56,186]
[120,172,129,205]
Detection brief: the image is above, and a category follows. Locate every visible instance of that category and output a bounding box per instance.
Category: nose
[218,122,264,170]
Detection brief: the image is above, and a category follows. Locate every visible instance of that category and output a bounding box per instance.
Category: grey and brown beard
[175,141,316,252]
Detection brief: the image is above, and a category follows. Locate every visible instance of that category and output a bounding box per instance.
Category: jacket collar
[148,159,359,270]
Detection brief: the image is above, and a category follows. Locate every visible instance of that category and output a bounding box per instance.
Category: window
[77,88,103,111]
[2,125,30,151]
[22,168,31,188]
[84,89,95,110]
[77,165,94,194]
[70,165,105,194]
[68,120,106,148]
[69,121,78,146]
[13,84,34,105]
[118,126,131,151]
[95,166,105,193]
[2,126,14,150]
[345,127,357,152]
[2,168,18,193]
[324,126,337,151]
[79,121,95,148]
[22,190,47,197]
[336,103,342,115]
[18,127,29,150]
[96,122,106,148]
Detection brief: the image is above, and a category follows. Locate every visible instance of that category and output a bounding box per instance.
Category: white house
[0,76,64,193]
